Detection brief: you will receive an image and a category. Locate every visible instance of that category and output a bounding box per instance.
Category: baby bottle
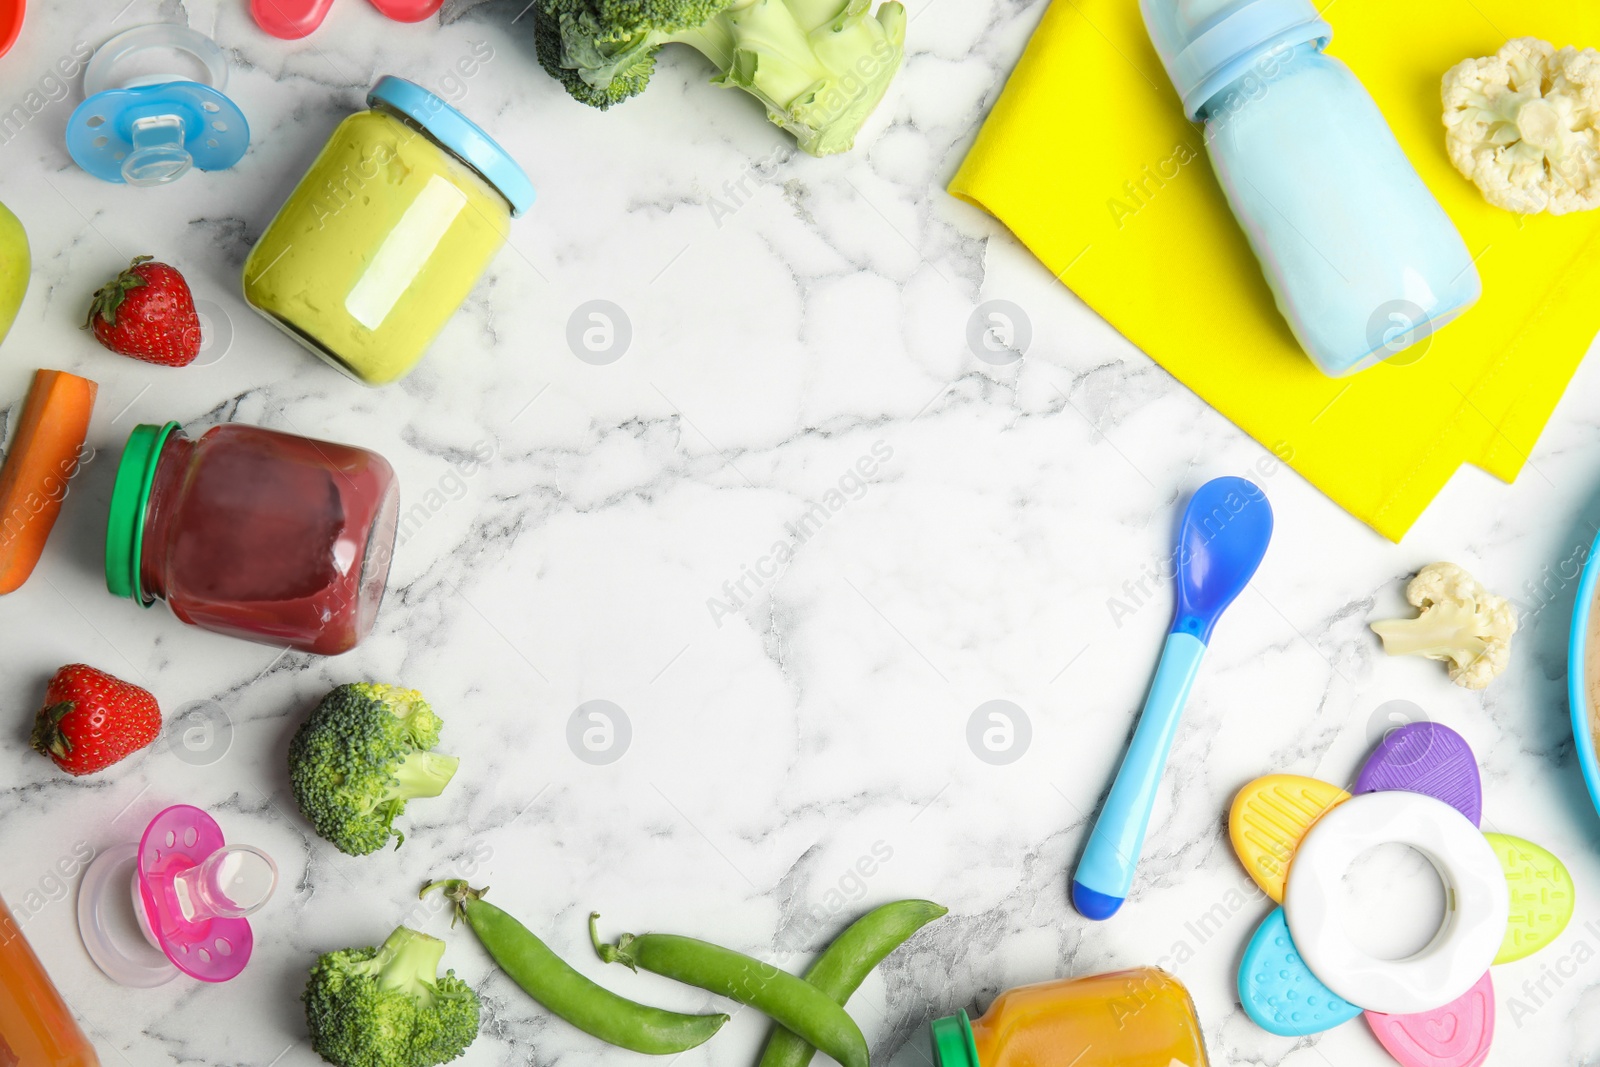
[930,968,1208,1067]
[1141,0,1480,376]
[0,896,100,1066]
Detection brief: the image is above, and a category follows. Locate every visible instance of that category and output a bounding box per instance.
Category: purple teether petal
[1355,722,1481,825]
[1365,971,1495,1067]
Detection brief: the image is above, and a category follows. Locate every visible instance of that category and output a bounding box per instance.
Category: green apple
[0,199,29,348]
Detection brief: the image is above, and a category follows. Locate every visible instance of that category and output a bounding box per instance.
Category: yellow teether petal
[1487,833,1574,965]
[1230,775,1350,903]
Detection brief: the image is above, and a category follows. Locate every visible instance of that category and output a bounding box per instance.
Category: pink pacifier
[78,805,277,986]
[250,0,442,39]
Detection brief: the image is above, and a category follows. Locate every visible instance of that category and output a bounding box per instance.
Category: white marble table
[2,1,1598,1064]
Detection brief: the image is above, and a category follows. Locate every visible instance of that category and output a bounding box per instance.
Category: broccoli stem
[369,927,448,1008]
[670,0,814,96]
[389,751,461,803]
[664,0,906,156]
[784,0,865,28]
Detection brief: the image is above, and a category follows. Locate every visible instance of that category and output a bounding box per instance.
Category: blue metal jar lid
[367,75,536,216]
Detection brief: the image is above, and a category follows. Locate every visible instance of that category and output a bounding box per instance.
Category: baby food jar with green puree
[242,75,535,384]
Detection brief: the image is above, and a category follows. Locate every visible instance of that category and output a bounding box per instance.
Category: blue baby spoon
[1071,476,1273,920]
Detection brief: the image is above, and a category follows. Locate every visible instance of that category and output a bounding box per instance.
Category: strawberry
[30,664,161,776]
[84,255,202,367]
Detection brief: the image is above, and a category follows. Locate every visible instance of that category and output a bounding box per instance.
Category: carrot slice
[0,369,97,594]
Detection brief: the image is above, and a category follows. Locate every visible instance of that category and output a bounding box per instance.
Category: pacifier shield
[1354,722,1481,826]
[367,0,444,21]
[251,0,443,37]
[137,805,254,982]
[66,82,248,185]
[251,0,335,38]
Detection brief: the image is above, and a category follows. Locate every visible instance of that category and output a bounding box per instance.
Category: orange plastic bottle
[0,897,100,1067]
[931,968,1207,1067]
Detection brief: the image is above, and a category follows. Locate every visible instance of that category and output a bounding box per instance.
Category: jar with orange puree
[1,894,100,1066]
[931,969,1207,1067]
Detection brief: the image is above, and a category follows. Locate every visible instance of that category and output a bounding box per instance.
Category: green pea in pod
[759,899,947,1067]
[591,914,870,1067]
[422,881,727,1055]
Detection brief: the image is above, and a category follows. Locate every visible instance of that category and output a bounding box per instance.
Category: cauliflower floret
[1370,562,1518,690]
[1442,37,1600,215]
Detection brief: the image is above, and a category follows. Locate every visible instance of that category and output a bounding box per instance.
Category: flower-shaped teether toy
[65,25,250,186]
[77,805,277,986]
[1229,722,1574,1067]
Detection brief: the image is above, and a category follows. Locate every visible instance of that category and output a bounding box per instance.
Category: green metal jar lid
[105,421,179,603]
[929,1011,979,1067]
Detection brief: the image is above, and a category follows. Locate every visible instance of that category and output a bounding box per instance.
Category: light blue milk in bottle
[1140,0,1481,376]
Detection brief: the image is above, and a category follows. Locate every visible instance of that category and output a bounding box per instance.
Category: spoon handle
[1072,631,1206,920]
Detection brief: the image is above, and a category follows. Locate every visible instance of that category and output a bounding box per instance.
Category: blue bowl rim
[1568,527,1600,823]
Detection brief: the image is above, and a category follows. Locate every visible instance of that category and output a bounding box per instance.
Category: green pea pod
[422,881,727,1055]
[758,899,947,1067]
[591,914,870,1067]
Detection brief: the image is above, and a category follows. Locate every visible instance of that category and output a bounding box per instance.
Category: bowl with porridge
[1569,539,1600,823]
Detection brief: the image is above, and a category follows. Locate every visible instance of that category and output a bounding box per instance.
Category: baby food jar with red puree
[106,422,400,655]
[242,75,536,385]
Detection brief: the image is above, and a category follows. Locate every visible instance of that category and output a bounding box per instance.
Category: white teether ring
[1283,791,1508,1015]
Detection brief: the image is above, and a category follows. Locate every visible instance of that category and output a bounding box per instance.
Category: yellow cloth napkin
[950,0,1600,540]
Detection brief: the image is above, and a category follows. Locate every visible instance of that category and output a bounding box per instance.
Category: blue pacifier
[66,25,249,186]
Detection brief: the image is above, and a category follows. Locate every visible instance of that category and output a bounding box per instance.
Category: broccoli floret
[304,926,480,1067]
[289,683,460,856]
[532,0,908,155]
